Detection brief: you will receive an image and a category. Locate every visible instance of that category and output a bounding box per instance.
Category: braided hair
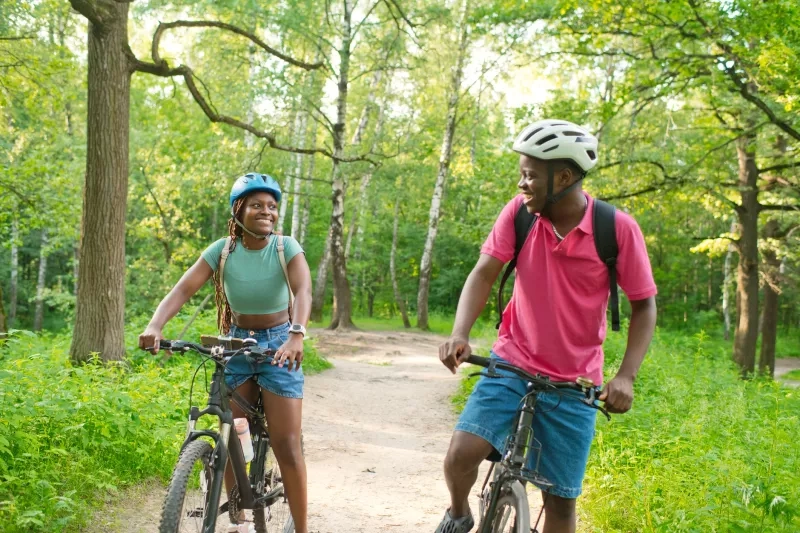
[213,197,246,334]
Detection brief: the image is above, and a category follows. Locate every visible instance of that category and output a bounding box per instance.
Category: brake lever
[583,398,611,420]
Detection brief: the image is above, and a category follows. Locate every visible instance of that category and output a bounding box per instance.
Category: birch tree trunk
[278,111,300,234]
[300,121,317,248]
[69,0,131,362]
[345,99,386,260]
[9,216,19,327]
[391,198,411,328]
[416,0,471,330]
[733,127,760,377]
[290,110,307,239]
[327,0,355,329]
[311,227,333,322]
[34,230,49,331]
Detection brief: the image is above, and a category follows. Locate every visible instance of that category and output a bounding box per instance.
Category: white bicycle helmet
[512,119,598,173]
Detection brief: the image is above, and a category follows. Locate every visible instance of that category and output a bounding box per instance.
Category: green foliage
[453,329,800,531]
[0,323,330,532]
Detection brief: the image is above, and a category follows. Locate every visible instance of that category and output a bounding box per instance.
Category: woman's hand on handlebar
[275,333,304,371]
[138,325,164,354]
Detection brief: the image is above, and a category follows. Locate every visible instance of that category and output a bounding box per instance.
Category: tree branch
[0,35,34,41]
[153,20,325,71]
[759,204,800,213]
[761,161,800,174]
[68,0,107,28]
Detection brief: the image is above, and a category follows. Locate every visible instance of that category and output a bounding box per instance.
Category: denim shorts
[224,323,304,399]
[455,352,596,499]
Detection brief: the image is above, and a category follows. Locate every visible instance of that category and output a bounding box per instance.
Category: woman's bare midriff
[232,309,291,330]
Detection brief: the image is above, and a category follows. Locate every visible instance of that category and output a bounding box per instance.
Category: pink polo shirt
[481,193,657,384]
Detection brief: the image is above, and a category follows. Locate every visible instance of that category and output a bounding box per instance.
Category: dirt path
[776,357,800,387]
[87,329,497,532]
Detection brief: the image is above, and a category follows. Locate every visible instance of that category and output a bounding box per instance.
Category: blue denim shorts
[224,323,304,399]
[455,352,597,499]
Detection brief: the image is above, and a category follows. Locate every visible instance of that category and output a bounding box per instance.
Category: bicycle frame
[181,358,259,532]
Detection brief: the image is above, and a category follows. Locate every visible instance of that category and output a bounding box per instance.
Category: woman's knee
[271,433,304,469]
[544,493,576,520]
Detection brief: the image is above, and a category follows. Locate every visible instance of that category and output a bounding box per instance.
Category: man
[435,119,657,533]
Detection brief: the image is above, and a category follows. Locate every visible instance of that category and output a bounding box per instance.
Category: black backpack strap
[593,199,620,331]
[496,203,537,329]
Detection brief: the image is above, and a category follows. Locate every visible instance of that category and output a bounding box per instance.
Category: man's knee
[543,493,576,520]
[444,431,492,476]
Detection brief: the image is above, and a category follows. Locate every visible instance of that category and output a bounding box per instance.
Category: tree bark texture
[34,230,49,331]
[416,0,470,330]
[69,0,131,362]
[391,198,411,328]
[759,219,781,378]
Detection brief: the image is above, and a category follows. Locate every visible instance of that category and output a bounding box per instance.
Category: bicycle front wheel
[479,480,530,533]
[254,445,294,533]
[159,439,217,533]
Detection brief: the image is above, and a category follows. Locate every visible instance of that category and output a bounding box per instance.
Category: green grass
[780,369,800,381]
[309,310,498,339]
[0,310,331,533]
[452,329,800,531]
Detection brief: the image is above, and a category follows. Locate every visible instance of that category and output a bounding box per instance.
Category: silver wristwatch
[288,323,306,337]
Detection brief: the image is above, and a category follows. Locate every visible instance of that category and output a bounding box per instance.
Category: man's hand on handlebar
[439,335,472,374]
[138,325,164,354]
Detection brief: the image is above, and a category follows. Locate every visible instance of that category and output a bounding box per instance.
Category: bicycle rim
[259,446,294,533]
[489,494,524,533]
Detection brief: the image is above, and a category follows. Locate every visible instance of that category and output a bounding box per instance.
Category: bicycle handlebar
[464,354,610,419]
[156,339,275,361]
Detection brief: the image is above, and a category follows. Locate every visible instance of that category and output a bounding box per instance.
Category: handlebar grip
[465,354,489,367]
[159,339,174,350]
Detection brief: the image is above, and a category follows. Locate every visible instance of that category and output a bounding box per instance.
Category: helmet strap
[545,163,586,205]
[234,218,269,240]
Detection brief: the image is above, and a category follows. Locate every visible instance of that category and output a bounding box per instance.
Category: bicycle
[464,355,610,533]
[151,335,295,533]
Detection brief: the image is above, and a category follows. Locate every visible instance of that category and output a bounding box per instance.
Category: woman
[139,172,312,533]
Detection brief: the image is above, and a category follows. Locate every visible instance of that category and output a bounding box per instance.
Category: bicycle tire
[478,480,530,533]
[159,439,216,533]
[255,445,294,533]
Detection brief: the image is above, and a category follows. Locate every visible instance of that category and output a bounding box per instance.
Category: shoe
[435,508,475,533]
[226,522,255,533]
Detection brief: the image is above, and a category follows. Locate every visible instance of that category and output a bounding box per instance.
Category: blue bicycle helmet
[229,173,282,215]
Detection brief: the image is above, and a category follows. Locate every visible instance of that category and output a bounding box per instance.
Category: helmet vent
[522,127,544,142]
[587,150,597,160]
[536,134,558,145]
[541,145,559,153]
[564,131,583,136]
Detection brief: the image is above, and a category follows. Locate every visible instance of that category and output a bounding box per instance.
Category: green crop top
[201,236,304,314]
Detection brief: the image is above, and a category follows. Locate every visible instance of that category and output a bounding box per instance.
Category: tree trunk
[73,242,80,297]
[327,0,355,330]
[732,130,760,377]
[290,111,307,239]
[34,230,49,331]
[759,219,780,378]
[416,0,470,330]
[391,198,411,328]
[0,283,6,334]
[278,111,299,234]
[311,227,333,322]
[69,0,132,362]
[345,99,386,260]
[299,121,317,248]
[722,219,736,341]
[9,215,19,327]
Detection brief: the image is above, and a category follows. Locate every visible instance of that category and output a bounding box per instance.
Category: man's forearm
[452,269,494,338]
[616,297,657,380]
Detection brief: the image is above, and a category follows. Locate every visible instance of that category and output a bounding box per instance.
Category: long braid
[213,198,246,334]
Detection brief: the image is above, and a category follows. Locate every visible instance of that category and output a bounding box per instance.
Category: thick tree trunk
[391,198,411,328]
[69,1,131,362]
[733,131,760,377]
[328,0,355,330]
[9,216,19,327]
[759,219,780,378]
[34,230,49,331]
[73,242,80,297]
[416,0,470,330]
[722,220,736,341]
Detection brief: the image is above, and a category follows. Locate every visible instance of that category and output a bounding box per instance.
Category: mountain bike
[465,355,610,533]
[152,335,294,533]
